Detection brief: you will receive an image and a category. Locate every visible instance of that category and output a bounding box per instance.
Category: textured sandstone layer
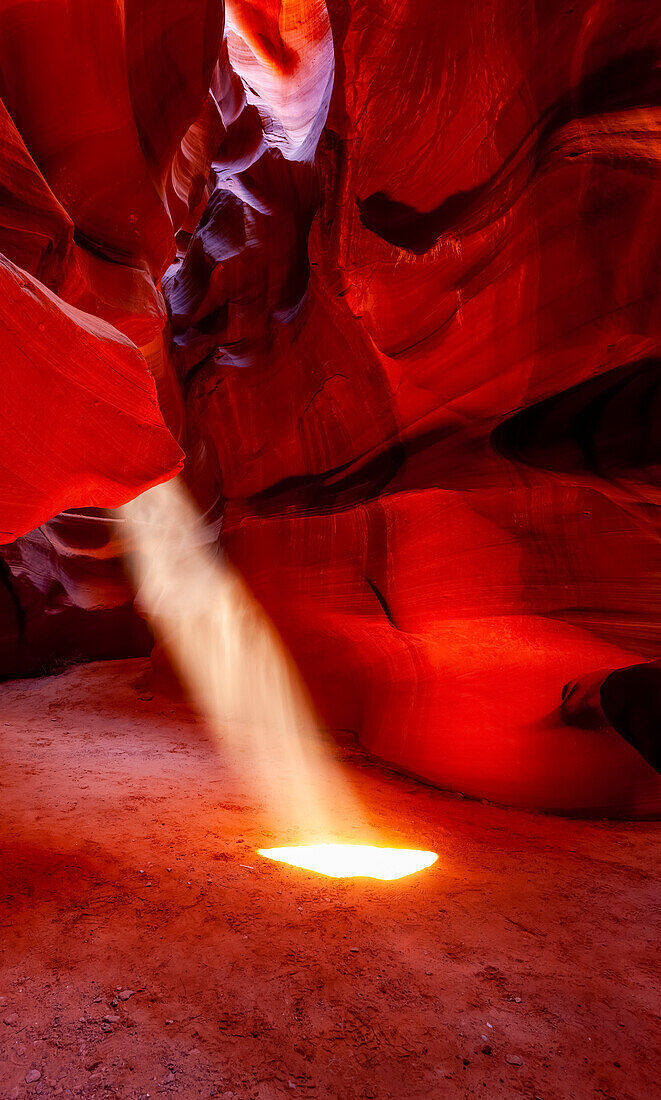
[1,0,660,812]
[0,0,222,666]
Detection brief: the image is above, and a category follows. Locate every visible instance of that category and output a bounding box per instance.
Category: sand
[1,659,659,1099]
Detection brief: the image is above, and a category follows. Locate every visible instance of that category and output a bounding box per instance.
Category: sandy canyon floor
[0,659,659,1100]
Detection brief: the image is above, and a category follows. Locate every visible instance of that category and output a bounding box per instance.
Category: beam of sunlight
[118,479,368,842]
[258,844,438,880]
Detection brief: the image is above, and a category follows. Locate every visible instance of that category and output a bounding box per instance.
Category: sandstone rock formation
[1,0,660,813]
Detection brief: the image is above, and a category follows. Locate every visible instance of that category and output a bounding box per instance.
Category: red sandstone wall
[1,0,660,813]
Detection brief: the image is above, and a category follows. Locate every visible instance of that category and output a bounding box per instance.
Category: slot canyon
[0,2,659,1098]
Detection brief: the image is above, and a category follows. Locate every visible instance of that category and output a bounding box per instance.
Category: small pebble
[481,1045,492,1056]
[26,1070,42,1084]
[103,1015,121,1024]
[506,1054,524,1066]
[3,1013,18,1026]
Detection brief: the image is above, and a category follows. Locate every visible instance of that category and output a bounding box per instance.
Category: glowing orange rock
[0,0,659,818]
[0,254,182,543]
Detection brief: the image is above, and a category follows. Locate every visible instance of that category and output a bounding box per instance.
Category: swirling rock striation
[0,0,224,668]
[1,0,660,814]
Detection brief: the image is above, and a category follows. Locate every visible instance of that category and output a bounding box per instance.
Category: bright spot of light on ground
[257,844,438,880]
